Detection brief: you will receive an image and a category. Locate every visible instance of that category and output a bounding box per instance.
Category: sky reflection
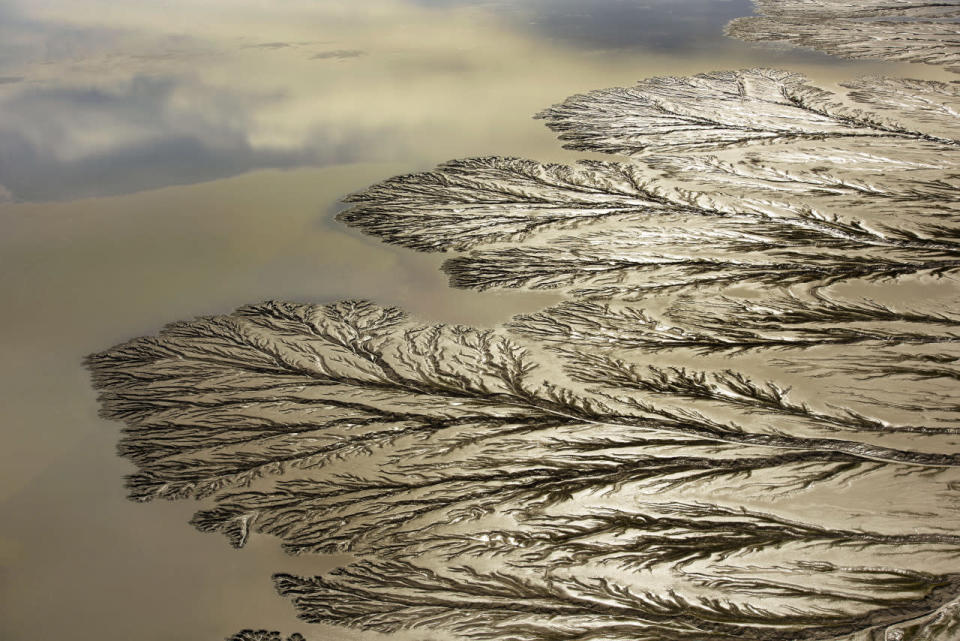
[0,0,835,203]
[415,0,754,51]
[0,0,949,203]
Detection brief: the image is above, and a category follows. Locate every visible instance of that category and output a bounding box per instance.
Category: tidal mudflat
[4,1,960,640]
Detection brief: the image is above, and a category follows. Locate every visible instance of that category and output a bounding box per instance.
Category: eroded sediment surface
[727,0,960,73]
[342,70,960,301]
[87,295,960,640]
[87,66,960,641]
[227,632,305,641]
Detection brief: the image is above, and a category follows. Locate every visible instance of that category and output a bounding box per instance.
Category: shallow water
[0,1,958,640]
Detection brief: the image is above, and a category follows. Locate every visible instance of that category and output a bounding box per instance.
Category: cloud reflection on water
[0,75,405,200]
[415,0,754,52]
[0,0,759,202]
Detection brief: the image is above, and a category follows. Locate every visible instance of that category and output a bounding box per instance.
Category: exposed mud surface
[728,0,960,74]
[85,18,960,641]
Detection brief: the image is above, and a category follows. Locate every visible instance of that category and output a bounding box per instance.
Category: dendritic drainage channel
[727,0,960,74]
[88,69,960,641]
[227,632,304,641]
[341,69,960,302]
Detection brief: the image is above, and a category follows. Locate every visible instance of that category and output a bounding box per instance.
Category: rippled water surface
[1,1,958,640]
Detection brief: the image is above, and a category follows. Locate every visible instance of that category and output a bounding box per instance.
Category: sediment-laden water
[3,1,960,640]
